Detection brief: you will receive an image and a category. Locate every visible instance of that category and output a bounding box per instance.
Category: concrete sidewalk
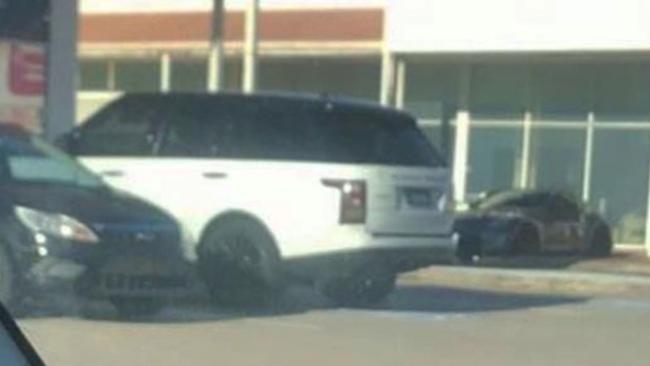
[402,248,650,298]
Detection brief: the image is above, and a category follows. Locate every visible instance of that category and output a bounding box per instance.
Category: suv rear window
[218,99,445,167]
[322,109,444,167]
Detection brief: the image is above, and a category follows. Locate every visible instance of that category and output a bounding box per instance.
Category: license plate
[403,188,433,208]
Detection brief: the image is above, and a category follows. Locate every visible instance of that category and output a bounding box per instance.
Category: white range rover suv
[60,93,457,306]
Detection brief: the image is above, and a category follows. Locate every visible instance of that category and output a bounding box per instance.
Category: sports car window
[0,135,103,188]
[548,195,581,220]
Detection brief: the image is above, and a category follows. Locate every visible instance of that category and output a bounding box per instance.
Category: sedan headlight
[15,206,99,244]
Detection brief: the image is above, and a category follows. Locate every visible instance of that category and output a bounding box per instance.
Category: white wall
[388,0,650,53]
[81,0,385,13]
[77,92,121,123]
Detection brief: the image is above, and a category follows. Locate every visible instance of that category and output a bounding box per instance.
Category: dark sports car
[454,190,613,263]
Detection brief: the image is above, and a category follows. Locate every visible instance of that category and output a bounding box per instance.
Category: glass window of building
[528,127,585,197]
[531,64,594,120]
[467,126,523,194]
[469,63,528,120]
[114,59,161,92]
[79,60,109,90]
[224,59,242,90]
[259,59,380,101]
[403,63,459,119]
[593,63,650,122]
[171,58,207,92]
[591,130,650,244]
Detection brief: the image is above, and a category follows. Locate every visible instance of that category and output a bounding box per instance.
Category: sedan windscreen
[0,135,103,188]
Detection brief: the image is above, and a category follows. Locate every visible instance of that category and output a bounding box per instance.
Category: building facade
[77,0,650,251]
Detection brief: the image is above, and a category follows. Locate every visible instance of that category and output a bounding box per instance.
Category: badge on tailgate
[401,187,434,208]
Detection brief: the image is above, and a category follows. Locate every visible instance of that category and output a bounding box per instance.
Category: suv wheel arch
[197,211,281,258]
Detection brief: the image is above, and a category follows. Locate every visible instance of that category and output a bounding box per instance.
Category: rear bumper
[284,234,458,280]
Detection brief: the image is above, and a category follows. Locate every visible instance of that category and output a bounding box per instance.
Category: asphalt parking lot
[17,277,650,366]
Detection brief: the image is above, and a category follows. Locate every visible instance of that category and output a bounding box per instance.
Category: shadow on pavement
[384,284,585,313]
[474,254,583,270]
[474,250,650,277]
[16,282,586,324]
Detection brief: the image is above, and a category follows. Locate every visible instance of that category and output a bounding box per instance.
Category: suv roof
[108,92,416,126]
[78,91,444,167]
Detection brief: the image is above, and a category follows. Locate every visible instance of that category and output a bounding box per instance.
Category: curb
[401,265,650,297]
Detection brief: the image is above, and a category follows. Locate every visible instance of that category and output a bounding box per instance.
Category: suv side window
[77,99,160,157]
[222,100,325,161]
[158,101,224,157]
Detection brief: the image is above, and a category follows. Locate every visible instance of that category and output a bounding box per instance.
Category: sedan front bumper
[13,228,190,299]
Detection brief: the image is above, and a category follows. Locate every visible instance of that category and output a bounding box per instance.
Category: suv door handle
[202,172,228,179]
[100,170,125,178]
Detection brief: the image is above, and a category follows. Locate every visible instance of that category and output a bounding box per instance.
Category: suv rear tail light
[322,179,367,224]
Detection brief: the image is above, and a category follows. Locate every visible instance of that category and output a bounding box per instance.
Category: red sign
[9,44,45,96]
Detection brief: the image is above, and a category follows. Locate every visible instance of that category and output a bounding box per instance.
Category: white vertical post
[394,57,407,110]
[208,0,225,92]
[45,0,79,138]
[453,64,471,206]
[582,112,595,203]
[380,47,395,106]
[160,53,172,93]
[242,0,259,93]
[107,60,116,90]
[520,110,532,189]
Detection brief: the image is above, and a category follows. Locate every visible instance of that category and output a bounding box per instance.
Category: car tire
[197,217,284,308]
[111,297,165,318]
[0,244,17,307]
[587,225,613,258]
[319,271,397,308]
